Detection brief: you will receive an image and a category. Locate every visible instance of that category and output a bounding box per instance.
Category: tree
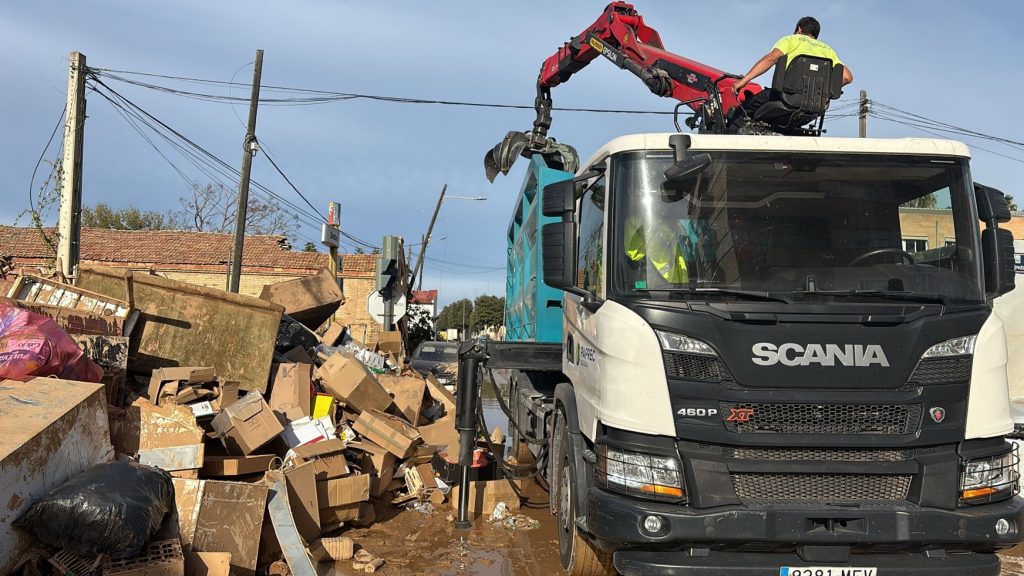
[81,203,168,230]
[403,306,434,352]
[303,242,318,252]
[470,295,505,331]
[903,194,938,209]
[169,182,298,238]
[435,298,473,333]
[1007,195,1019,213]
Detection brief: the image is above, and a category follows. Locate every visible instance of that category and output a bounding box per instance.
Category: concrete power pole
[859,90,868,138]
[411,183,447,292]
[227,49,264,293]
[57,52,87,280]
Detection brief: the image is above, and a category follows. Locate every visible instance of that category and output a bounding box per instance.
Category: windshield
[413,343,458,362]
[611,150,983,305]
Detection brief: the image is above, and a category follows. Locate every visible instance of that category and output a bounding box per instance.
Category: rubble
[0,270,514,576]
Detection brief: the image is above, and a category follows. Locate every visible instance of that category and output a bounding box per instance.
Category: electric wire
[28,106,67,214]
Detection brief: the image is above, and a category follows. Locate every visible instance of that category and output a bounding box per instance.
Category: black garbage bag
[275,313,319,354]
[14,459,175,559]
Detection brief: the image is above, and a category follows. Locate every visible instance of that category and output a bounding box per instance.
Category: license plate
[781,568,877,576]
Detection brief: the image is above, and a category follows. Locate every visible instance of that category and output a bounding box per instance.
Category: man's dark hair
[795,16,820,38]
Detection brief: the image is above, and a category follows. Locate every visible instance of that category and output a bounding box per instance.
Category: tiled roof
[341,253,377,276]
[0,226,331,270]
[410,289,437,304]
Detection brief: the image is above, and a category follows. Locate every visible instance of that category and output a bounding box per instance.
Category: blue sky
[3,1,1023,308]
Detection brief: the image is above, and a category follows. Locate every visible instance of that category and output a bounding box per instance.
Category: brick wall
[335,276,380,344]
[898,209,956,250]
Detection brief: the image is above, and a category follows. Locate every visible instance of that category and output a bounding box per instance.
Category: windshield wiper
[793,290,949,305]
[656,288,793,304]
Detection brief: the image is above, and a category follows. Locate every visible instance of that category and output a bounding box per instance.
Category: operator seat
[752,54,844,136]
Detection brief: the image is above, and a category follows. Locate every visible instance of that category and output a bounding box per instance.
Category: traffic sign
[367,291,407,325]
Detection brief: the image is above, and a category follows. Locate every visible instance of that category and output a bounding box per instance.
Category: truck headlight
[656,330,717,356]
[923,335,976,358]
[595,444,687,503]
[960,447,1019,505]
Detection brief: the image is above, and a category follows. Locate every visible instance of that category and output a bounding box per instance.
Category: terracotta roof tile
[411,289,437,304]
[0,226,337,270]
[340,253,377,275]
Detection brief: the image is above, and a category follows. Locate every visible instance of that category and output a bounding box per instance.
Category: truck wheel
[553,410,615,576]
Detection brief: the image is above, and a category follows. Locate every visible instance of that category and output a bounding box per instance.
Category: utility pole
[411,183,447,292]
[859,90,868,138]
[323,201,341,327]
[227,49,264,293]
[58,51,87,281]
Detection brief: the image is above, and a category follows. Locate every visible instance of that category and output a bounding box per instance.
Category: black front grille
[723,403,922,435]
[727,447,914,462]
[908,356,973,384]
[732,472,912,503]
[664,352,731,382]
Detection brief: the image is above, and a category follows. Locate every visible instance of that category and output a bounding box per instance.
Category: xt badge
[929,407,946,423]
[726,407,755,423]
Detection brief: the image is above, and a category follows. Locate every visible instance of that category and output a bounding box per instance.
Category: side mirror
[541,221,576,290]
[983,228,1016,297]
[663,153,711,192]
[542,179,575,217]
[975,183,1012,224]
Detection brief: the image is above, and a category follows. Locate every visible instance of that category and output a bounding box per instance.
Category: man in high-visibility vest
[624,216,689,285]
[730,16,853,119]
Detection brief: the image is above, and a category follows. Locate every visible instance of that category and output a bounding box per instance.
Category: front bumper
[587,487,1024,575]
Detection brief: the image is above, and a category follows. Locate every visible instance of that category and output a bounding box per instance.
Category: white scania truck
[488,133,1024,576]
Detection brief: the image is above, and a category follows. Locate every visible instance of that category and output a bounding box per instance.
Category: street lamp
[411,185,487,290]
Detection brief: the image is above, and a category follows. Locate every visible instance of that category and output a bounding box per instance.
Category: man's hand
[731,80,747,96]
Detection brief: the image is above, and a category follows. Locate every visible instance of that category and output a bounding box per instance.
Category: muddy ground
[320,477,1024,576]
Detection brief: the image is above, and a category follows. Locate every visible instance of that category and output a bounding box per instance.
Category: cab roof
[579,134,972,173]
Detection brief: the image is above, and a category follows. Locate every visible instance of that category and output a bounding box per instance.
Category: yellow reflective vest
[624,217,688,284]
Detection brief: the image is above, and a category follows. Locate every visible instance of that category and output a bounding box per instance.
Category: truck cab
[503,133,1023,575]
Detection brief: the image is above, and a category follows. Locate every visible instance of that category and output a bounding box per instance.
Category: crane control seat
[751,54,845,136]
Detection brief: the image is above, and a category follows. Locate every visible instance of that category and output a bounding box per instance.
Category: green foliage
[81,203,168,230]
[404,306,434,352]
[470,294,505,331]
[903,193,938,209]
[436,298,473,332]
[303,242,318,252]
[1006,195,1019,213]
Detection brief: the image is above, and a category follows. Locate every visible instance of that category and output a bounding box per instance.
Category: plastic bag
[0,303,103,382]
[14,460,175,559]
[275,313,319,354]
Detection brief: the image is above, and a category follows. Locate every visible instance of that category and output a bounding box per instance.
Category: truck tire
[552,409,615,576]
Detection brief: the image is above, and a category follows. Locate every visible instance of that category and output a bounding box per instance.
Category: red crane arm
[531,2,762,138]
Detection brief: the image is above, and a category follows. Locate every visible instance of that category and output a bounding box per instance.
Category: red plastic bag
[0,303,103,382]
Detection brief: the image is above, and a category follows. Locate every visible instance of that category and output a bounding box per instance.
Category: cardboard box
[258,269,344,330]
[320,322,346,347]
[283,461,320,545]
[174,478,268,576]
[317,353,393,414]
[185,552,231,576]
[312,393,333,419]
[353,409,422,459]
[374,330,403,357]
[200,453,276,477]
[351,440,397,497]
[268,363,312,422]
[318,502,374,530]
[424,372,457,415]
[111,398,205,473]
[449,480,521,517]
[418,412,458,450]
[316,474,371,508]
[310,453,350,481]
[148,367,216,405]
[0,379,113,574]
[307,536,354,562]
[378,374,427,425]
[211,392,283,455]
[292,438,345,458]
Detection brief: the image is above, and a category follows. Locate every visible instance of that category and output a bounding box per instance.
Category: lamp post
[411,187,486,291]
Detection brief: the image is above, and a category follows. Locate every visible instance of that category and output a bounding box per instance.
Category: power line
[28,106,67,214]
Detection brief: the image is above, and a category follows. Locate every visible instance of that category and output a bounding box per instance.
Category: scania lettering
[752,343,891,367]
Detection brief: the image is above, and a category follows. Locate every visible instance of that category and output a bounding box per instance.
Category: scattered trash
[0,303,103,382]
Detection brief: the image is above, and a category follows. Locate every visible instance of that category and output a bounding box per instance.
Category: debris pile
[0,266,497,576]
